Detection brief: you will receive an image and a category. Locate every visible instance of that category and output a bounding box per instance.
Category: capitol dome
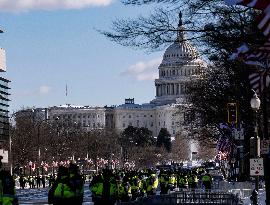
[151,11,206,106]
[161,13,199,65]
[162,40,199,64]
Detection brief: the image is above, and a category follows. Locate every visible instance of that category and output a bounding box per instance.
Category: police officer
[202,170,212,190]
[90,173,104,205]
[0,156,18,205]
[159,170,169,195]
[146,170,158,196]
[68,163,84,204]
[48,165,82,205]
[130,173,140,200]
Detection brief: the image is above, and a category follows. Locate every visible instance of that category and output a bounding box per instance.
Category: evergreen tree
[156,128,172,152]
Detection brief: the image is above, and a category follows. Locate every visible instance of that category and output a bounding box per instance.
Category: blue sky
[0,0,166,113]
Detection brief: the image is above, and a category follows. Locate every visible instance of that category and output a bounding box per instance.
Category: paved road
[17,184,92,204]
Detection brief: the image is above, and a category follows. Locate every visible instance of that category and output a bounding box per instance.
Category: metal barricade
[118,190,241,205]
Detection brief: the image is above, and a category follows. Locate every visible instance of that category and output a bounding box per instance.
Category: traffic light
[227,103,237,124]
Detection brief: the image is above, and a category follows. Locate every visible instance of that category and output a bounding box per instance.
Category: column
[163,84,166,95]
[176,84,179,95]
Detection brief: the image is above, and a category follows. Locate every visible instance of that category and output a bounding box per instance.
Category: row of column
[156,83,186,97]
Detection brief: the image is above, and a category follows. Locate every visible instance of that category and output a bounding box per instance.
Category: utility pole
[262,89,270,205]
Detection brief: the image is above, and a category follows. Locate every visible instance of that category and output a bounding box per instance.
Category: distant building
[0,77,10,143]
[0,33,11,166]
[43,14,206,139]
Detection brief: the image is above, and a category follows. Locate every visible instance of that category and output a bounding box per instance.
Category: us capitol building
[20,15,206,139]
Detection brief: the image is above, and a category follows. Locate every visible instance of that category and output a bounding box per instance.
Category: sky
[0,0,166,113]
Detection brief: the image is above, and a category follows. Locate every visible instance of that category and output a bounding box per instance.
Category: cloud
[39,85,51,94]
[121,58,161,81]
[15,85,52,97]
[0,0,113,12]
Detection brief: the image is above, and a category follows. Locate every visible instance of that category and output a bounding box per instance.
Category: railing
[118,190,241,205]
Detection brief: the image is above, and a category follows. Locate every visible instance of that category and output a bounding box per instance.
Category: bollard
[250,189,258,205]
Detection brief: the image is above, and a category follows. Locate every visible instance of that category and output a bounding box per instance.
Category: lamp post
[29,161,33,176]
[250,92,261,205]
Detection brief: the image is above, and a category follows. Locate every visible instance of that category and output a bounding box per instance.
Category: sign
[250,158,264,176]
[261,140,270,155]
[227,103,237,124]
[232,128,244,140]
[0,149,8,163]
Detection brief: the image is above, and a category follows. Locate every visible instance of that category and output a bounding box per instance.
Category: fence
[118,190,241,205]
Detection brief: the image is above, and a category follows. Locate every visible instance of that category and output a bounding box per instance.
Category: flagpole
[65,84,68,105]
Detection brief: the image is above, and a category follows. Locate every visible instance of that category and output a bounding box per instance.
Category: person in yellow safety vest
[68,163,84,205]
[146,172,158,196]
[116,175,131,202]
[201,170,212,190]
[100,168,117,205]
[159,170,169,195]
[48,166,77,205]
[138,174,146,197]
[89,174,104,205]
[189,171,199,189]
[168,171,177,191]
[0,156,18,205]
[177,173,188,189]
[130,175,140,200]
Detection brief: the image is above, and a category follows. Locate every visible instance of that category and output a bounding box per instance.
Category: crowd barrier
[118,190,241,205]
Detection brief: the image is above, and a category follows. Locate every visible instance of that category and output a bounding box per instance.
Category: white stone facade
[46,16,206,139]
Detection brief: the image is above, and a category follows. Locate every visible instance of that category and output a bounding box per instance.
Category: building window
[151,122,153,127]
[129,115,131,118]
[123,123,126,128]
[150,115,153,117]
[129,122,132,126]
[172,121,174,126]
[164,121,166,126]
[144,115,146,117]
[159,122,161,126]
[173,130,176,134]
[123,116,125,118]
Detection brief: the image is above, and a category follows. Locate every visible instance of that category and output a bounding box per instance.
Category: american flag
[249,69,269,95]
[225,0,270,37]
[216,136,233,153]
[225,0,270,11]
[225,0,270,94]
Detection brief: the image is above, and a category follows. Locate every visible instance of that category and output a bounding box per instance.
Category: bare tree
[171,133,190,161]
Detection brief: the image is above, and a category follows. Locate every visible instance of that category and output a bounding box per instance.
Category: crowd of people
[0,158,215,205]
[90,167,213,205]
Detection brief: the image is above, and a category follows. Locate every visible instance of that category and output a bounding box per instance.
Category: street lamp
[29,161,33,176]
[250,91,261,205]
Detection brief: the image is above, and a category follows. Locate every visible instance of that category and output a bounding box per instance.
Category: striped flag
[249,69,269,95]
[216,136,233,153]
[225,0,270,37]
[225,0,270,12]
